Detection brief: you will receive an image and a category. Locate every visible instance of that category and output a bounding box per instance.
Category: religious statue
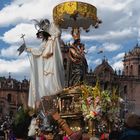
[26,19,82,140]
[68,29,88,86]
[26,19,64,108]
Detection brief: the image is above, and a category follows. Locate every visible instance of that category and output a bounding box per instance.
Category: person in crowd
[100,132,109,140]
[119,113,140,140]
[109,128,120,140]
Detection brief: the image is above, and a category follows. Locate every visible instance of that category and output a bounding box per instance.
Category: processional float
[29,1,102,139]
[53,1,101,137]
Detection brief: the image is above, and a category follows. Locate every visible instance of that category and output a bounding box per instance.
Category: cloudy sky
[0,0,140,81]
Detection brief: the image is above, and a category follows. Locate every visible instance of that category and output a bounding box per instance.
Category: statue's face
[36,31,43,39]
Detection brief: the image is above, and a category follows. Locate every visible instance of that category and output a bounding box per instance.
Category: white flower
[118,97,124,103]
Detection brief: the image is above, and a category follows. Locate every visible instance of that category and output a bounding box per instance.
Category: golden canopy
[53,1,101,30]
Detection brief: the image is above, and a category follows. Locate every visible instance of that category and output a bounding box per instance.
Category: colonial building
[85,44,140,115]
[121,44,140,115]
[0,75,29,117]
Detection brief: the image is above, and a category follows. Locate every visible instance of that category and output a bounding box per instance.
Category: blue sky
[0,0,140,80]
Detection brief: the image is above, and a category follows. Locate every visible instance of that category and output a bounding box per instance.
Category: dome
[132,45,140,55]
[94,59,114,75]
[127,44,140,56]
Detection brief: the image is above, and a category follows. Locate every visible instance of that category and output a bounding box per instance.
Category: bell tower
[122,43,140,115]
[123,43,140,77]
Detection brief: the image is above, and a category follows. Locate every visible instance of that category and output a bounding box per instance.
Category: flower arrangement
[80,82,122,123]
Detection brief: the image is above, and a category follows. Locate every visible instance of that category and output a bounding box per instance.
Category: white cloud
[93,59,102,66]
[113,52,125,60]
[0,58,30,81]
[0,58,29,73]
[1,23,37,44]
[0,44,31,59]
[87,58,102,67]
[0,0,59,26]
[87,46,97,54]
[79,28,138,45]
[61,33,72,41]
[112,60,123,71]
[0,45,19,58]
[106,29,136,41]
[102,43,121,52]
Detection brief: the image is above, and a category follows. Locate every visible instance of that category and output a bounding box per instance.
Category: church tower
[122,43,140,115]
[123,43,140,76]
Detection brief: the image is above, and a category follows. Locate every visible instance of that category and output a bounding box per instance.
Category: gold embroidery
[44,71,54,76]
[43,53,53,59]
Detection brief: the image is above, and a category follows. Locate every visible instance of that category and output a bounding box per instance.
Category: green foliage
[80,84,121,122]
[12,106,31,138]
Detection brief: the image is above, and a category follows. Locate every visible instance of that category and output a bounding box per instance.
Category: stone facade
[122,44,140,115]
[0,75,29,117]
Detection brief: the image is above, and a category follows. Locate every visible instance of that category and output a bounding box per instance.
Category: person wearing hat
[119,113,140,140]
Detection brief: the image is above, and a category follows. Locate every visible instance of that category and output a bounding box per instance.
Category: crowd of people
[100,113,140,140]
[0,113,139,140]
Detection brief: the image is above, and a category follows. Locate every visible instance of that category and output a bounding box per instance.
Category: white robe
[28,22,64,108]
[28,118,38,136]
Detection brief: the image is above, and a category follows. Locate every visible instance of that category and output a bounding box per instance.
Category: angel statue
[26,19,82,139]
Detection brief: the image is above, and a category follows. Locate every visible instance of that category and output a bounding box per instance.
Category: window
[130,65,133,75]
[126,66,128,75]
[124,85,127,94]
[0,105,2,113]
[7,94,11,102]
[138,65,140,76]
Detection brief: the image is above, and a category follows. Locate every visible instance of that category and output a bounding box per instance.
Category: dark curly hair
[36,30,51,41]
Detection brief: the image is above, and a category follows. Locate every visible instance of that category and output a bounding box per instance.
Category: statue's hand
[26,47,32,52]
